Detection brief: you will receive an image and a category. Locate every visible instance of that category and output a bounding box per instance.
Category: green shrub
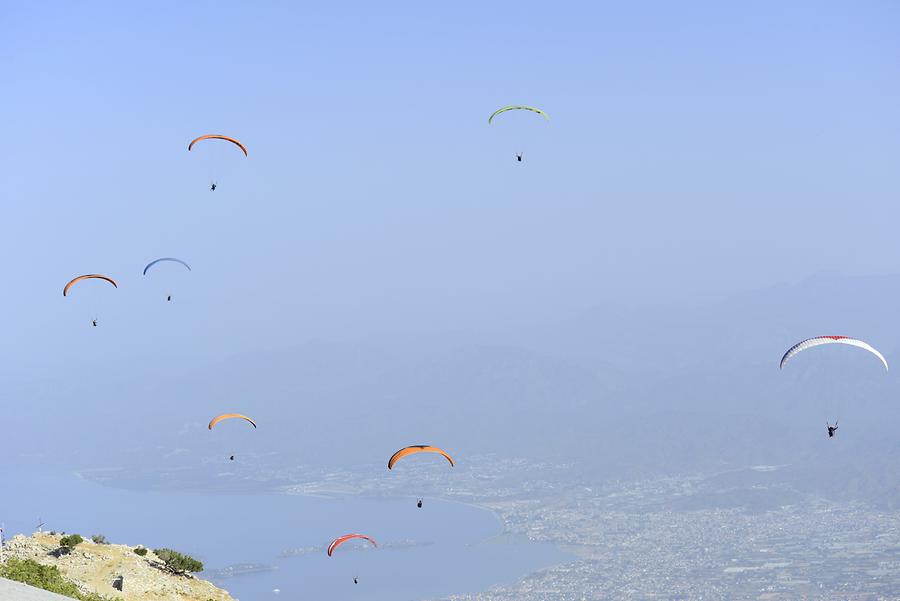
[133,546,148,556]
[59,534,84,550]
[0,558,120,601]
[153,548,203,575]
[90,534,108,545]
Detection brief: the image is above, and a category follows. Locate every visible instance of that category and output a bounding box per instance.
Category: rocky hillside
[2,533,235,601]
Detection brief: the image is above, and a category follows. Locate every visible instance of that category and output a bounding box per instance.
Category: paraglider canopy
[63,275,118,297]
[488,105,549,124]
[208,413,257,430]
[780,336,888,371]
[143,258,192,276]
[188,135,248,156]
[388,445,454,470]
[327,534,377,556]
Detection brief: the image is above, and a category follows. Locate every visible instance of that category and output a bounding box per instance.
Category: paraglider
[488,106,548,162]
[327,535,375,585]
[389,445,454,508]
[188,135,247,190]
[64,275,117,326]
[143,258,191,302]
[209,414,256,462]
[387,445,454,470]
[327,534,377,557]
[781,337,885,437]
[780,336,888,371]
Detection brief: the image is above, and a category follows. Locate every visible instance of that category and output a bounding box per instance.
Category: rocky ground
[2,533,235,601]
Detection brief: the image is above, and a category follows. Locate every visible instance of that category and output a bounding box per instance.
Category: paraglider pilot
[516,153,523,162]
[417,498,423,508]
[827,421,838,438]
[91,319,98,327]
[210,182,217,191]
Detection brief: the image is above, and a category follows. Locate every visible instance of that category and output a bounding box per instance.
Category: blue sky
[2,0,899,375]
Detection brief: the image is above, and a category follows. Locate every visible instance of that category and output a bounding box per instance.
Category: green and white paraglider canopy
[488,105,550,124]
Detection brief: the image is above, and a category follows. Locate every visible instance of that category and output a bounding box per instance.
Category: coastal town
[83,454,900,600]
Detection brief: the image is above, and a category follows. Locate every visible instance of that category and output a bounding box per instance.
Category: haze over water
[2,470,570,601]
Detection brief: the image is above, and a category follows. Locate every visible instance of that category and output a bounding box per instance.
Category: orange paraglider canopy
[208,413,257,430]
[63,274,117,297]
[327,534,377,556]
[188,135,248,157]
[387,445,454,470]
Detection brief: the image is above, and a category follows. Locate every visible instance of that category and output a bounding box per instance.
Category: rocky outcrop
[2,533,235,601]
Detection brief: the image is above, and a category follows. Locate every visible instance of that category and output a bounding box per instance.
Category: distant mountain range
[9,271,900,506]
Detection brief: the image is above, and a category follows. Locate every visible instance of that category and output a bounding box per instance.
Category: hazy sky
[2,0,899,375]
